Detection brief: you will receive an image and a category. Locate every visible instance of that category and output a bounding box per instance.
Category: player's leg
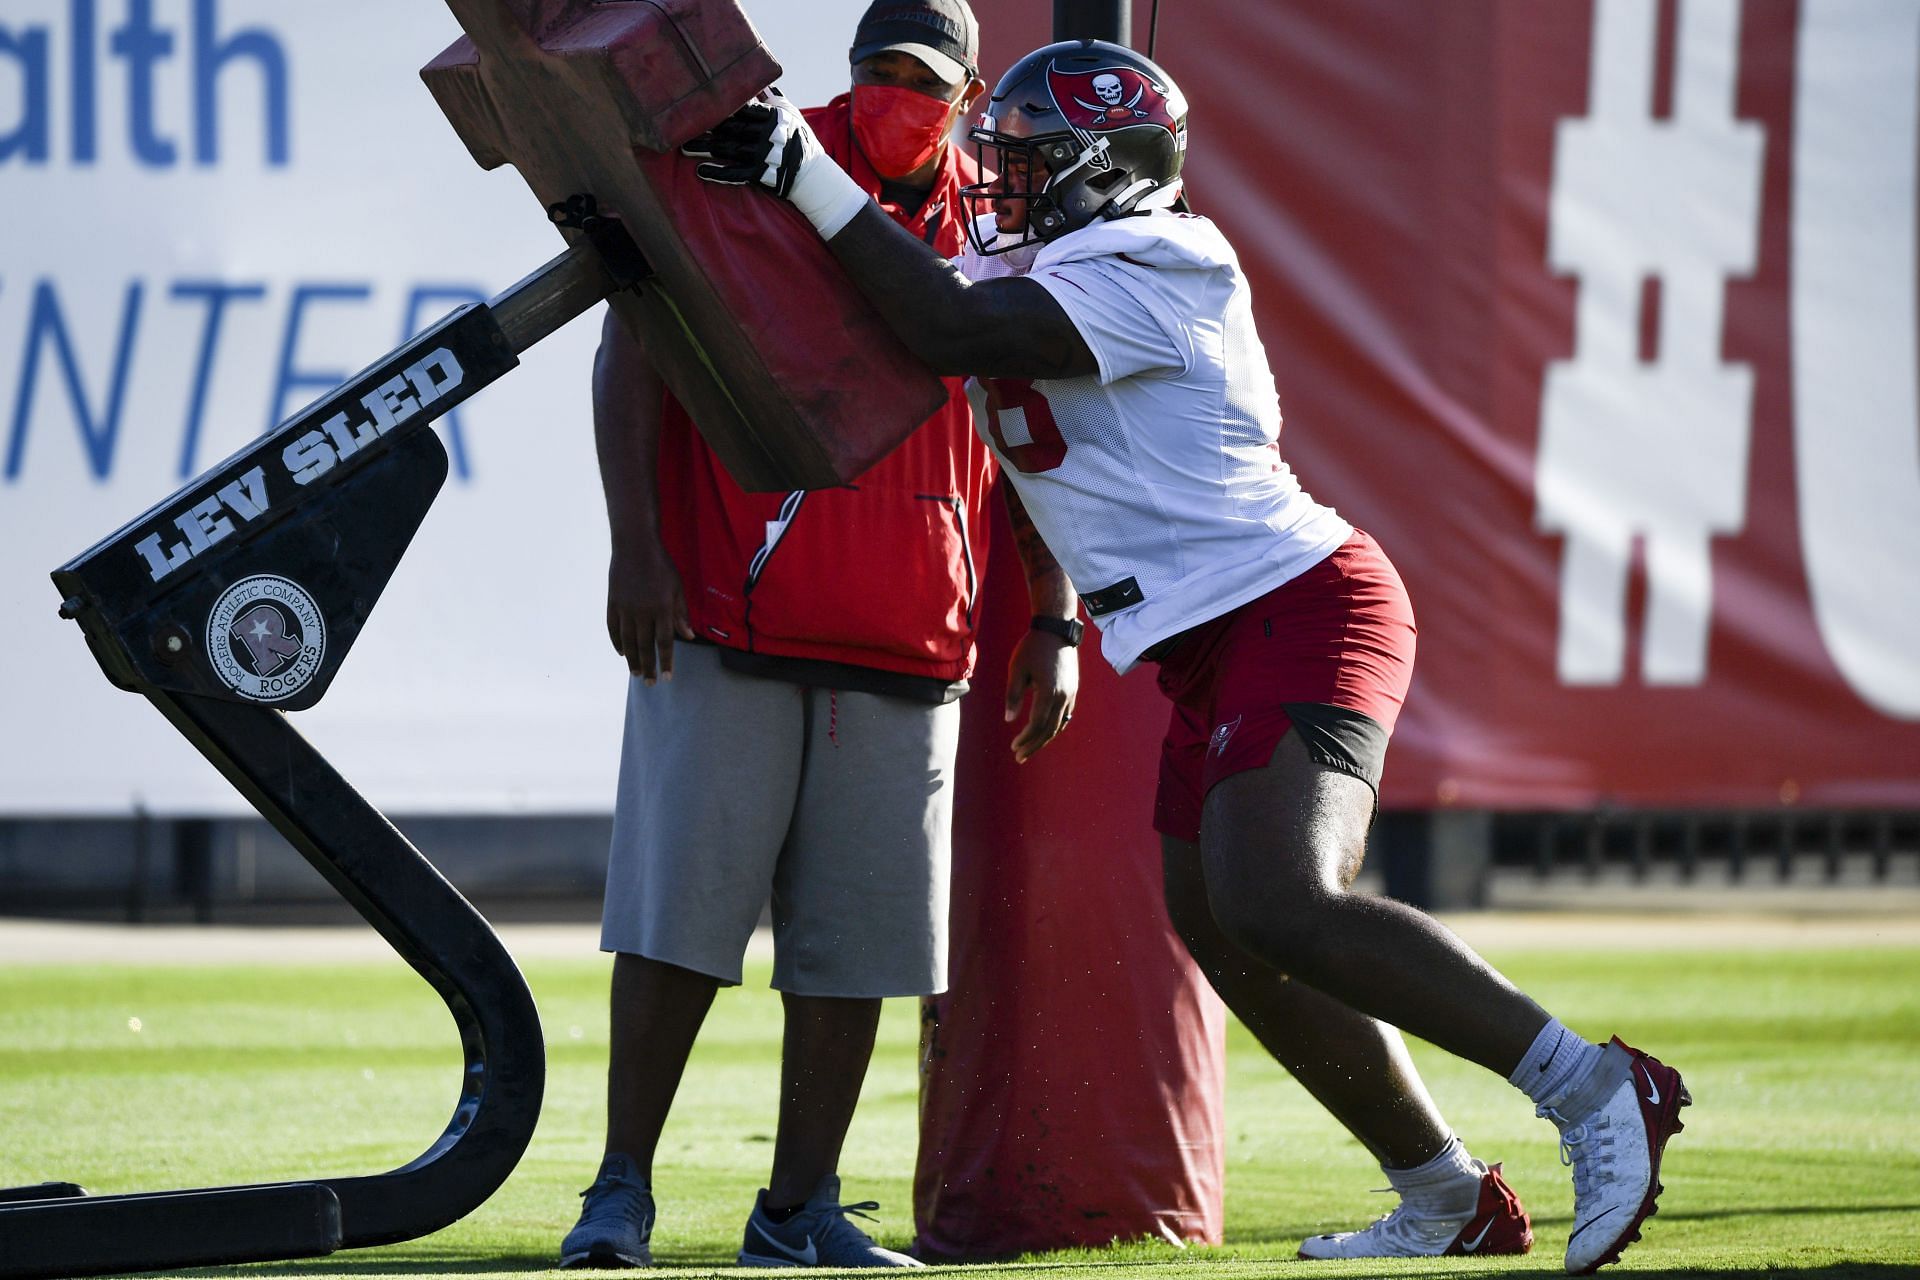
[1167,531,1686,1273]
[1163,833,1452,1165]
[1164,833,1531,1258]
[1201,733,1686,1273]
[1200,734,1549,1070]
[737,685,956,1269]
[1154,582,1541,1078]
[566,645,807,1268]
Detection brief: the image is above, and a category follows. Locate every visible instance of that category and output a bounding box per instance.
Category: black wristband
[1030,615,1084,647]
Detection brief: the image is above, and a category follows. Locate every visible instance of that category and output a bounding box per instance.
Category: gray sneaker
[560,1154,654,1268]
[737,1175,923,1268]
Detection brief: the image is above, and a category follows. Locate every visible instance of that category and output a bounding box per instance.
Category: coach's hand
[607,535,695,686]
[1006,629,1079,764]
[684,89,870,237]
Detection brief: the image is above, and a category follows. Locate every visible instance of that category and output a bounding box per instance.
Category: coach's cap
[850,0,980,86]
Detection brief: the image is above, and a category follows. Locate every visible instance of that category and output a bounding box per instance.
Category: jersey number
[981,378,1068,473]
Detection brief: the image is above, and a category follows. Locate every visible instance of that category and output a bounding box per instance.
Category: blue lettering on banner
[0,25,50,163]
[172,279,266,477]
[5,278,143,480]
[114,0,177,166]
[3,276,490,486]
[193,0,287,165]
[0,0,290,168]
[71,0,94,160]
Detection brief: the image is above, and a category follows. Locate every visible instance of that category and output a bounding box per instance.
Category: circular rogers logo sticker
[206,575,327,703]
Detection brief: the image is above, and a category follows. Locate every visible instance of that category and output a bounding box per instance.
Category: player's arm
[593,310,694,684]
[825,204,1096,380]
[687,95,1096,381]
[1002,480,1080,763]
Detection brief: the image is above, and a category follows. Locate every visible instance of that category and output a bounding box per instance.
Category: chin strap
[1135,179,1185,210]
[1102,177,1184,223]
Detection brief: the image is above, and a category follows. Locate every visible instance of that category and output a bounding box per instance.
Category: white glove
[685,89,871,237]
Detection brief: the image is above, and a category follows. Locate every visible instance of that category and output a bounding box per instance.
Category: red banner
[971,0,1920,809]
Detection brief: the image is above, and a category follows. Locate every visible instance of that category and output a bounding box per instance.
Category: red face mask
[850,83,958,179]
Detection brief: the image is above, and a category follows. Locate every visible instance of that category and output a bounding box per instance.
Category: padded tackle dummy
[422,0,947,492]
[915,509,1229,1258]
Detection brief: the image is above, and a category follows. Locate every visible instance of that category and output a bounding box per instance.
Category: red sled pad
[914,532,1228,1258]
[422,0,948,491]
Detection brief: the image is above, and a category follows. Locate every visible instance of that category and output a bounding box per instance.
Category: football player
[689,38,1688,1275]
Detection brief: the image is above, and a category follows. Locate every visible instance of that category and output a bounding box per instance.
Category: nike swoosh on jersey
[750,1223,818,1266]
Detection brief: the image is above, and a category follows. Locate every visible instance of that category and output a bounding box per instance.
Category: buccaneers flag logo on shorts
[1046,63,1181,144]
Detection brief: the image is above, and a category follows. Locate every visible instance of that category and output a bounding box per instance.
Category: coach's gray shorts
[600,643,958,997]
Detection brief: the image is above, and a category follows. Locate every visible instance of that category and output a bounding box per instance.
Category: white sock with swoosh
[1510,1017,1604,1109]
[1384,1135,1483,1219]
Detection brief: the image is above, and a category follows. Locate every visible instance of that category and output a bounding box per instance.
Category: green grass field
[2,934,1916,1278]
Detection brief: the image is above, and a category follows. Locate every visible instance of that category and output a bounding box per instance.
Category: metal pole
[1053,0,1133,45]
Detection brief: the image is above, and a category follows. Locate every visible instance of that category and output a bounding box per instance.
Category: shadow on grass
[1617,1200,1920,1225]
[159,1263,559,1278]
[1229,1199,1920,1244]
[161,1254,1920,1279]
[133,1206,1920,1280]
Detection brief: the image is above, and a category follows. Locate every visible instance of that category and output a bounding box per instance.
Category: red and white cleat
[1296,1162,1533,1260]
[1541,1037,1691,1274]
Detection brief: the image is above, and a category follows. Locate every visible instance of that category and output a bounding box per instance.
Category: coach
[559,1,1079,1269]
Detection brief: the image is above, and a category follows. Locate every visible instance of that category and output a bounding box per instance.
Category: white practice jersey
[958,212,1352,673]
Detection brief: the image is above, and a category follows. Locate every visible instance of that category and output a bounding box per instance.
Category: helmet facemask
[962,130,1094,255]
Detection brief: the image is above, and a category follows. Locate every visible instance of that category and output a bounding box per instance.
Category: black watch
[1030,615,1084,647]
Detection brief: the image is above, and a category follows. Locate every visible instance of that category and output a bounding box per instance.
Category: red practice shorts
[1151,529,1417,844]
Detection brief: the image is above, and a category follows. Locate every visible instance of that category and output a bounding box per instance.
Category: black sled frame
[0,214,646,1280]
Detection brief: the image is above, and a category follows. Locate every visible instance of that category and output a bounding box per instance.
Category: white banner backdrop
[0,0,877,814]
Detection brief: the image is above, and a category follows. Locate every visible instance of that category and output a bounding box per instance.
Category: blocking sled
[5,4,949,1274]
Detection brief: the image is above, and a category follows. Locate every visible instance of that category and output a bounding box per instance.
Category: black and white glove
[684,89,870,237]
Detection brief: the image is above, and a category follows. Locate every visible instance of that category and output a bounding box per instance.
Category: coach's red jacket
[653,96,994,697]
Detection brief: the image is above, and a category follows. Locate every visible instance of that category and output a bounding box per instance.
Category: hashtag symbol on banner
[1535,0,1765,685]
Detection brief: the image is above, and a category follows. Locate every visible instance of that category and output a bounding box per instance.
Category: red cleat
[1296,1162,1533,1259]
